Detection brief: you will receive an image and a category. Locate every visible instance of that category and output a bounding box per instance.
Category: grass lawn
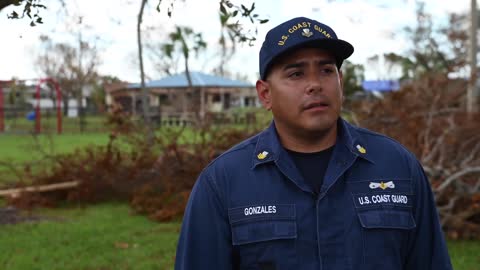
[0,203,179,270]
[0,133,112,186]
[0,203,478,270]
[449,240,480,270]
[0,133,112,163]
[0,117,267,165]
[0,121,264,185]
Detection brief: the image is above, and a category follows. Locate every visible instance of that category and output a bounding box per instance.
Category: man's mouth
[303,101,329,111]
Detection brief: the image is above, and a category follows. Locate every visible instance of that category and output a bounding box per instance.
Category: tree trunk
[467,0,478,113]
[138,0,154,145]
[183,44,198,123]
[76,89,85,133]
[62,95,69,116]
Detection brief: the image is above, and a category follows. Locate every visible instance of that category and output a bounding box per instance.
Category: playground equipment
[34,78,62,134]
[0,78,63,134]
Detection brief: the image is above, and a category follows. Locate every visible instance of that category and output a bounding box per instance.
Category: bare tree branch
[435,166,480,192]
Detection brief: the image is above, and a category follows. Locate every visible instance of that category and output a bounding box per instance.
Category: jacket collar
[252,118,375,168]
[338,119,375,164]
[252,121,281,168]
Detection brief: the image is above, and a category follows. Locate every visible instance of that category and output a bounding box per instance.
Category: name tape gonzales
[244,205,276,216]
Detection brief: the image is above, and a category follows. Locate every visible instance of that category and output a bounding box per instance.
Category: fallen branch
[0,181,79,197]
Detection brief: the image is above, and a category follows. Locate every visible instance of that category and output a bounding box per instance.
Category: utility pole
[468,0,478,113]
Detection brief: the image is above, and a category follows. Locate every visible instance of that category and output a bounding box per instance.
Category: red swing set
[0,78,62,134]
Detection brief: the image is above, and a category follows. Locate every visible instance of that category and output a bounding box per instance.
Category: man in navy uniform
[175,17,453,270]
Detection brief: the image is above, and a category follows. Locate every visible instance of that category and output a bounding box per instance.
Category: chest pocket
[347,179,416,269]
[228,204,297,270]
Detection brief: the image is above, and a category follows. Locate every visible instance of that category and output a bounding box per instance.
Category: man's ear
[256,79,272,110]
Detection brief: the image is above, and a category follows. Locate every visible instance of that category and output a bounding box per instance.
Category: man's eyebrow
[282,62,306,71]
[282,59,336,71]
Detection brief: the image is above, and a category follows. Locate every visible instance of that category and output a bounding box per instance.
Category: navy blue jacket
[175,119,453,270]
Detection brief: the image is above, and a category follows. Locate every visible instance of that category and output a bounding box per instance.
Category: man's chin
[304,118,338,133]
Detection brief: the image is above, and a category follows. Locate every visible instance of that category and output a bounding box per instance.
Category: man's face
[256,47,343,136]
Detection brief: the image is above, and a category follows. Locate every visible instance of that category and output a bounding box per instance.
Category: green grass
[0,111,269,165]
[0,204,179,270]
[0,133,112,186]
[0,116,267,185]
[448,241,480,270]
[0,203,478,270]
[0,133,111,163]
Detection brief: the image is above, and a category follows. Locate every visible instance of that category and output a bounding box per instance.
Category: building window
[159,94,168,103]
[244,97,256,107]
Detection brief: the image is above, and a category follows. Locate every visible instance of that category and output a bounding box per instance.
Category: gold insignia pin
[380,182,387,190]
[356,144,366,154]
[302,29,313,38]
[257,151,269,160]
[369,181,395,190]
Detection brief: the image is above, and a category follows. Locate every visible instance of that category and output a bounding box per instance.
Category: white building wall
[26,98,84,117]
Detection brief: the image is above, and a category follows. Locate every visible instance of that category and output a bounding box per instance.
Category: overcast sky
[0,0,471,83]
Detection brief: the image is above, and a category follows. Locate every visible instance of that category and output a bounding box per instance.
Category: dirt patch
[0,207,50,225]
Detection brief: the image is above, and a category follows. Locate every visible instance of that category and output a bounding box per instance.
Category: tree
[90,75,122,113]
[170,26,206,120]
[136,0,268,130]
[144,1,268,78]
[163,26,207,85]
[350,73,480,239]
[143,25,179,77]
[35,35,100,130]
[371,3,476,113]
[341,60,365,98]
[137,0,154,145]
[350,5,480,238]
[379,2,468,81]
[144,25,207,79]
[4,0,268,136]
[215,1,268,76]
[1,0,48,26]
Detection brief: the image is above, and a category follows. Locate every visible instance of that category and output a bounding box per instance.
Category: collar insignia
[257,151,269,160]
[369,181,395,190]
[356,144,366,154]
[302,28,313,38]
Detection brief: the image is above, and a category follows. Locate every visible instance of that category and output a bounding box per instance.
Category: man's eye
[288,71,303,78]
[322,68,334,74]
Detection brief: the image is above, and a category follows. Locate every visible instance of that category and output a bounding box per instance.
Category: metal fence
[0,106,108,134]
[0,105,262,134]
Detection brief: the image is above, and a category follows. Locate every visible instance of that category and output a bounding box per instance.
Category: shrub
[7,110,259,222]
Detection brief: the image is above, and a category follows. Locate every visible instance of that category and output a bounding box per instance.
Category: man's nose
[305,72,322,94]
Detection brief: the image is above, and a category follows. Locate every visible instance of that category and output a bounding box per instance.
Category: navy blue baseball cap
[259,17,354,79]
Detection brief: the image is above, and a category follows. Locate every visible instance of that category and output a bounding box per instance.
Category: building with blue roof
[362,80,400,92]
[105,71,258,125]
[127,72,253,89]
